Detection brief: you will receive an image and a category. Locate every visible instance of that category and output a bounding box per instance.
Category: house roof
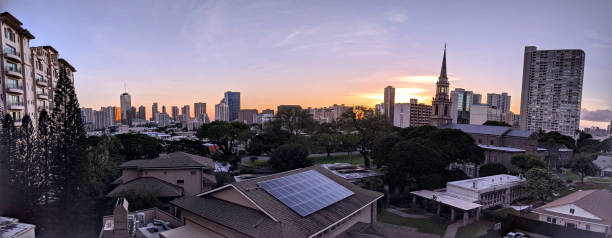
[478,144,525,153]
[120,152,214,169]
[593,155,612,170]
[534,189,612,225]
[177,166,383,238]
[505,129,535,138]
[106,177,183,198]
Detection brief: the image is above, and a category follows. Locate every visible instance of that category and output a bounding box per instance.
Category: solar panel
[257,170,354,216]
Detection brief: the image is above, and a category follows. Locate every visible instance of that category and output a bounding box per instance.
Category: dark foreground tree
[570,155,599,183]
[525,168,565,201]
[478,163,509,177]
[511,154,545,173]
[196,121,252,166]
[115,133,162,160]
[269,143,313,172]
[338,106,392,168]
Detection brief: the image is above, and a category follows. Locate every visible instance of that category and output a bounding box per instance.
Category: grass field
[456,220,495,238]
[377,210,448,236]
[312,154,364,165]
[564,170,580,181]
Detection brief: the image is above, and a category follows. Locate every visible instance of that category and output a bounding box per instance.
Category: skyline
[3,0,611,128]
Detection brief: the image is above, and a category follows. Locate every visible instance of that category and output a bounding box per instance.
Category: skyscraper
[472,94,482,105]
[120,92,131,125]
[194,102,207,120]
[224,91,240,121]
[383,86,395,124]
[519,46,585,136]
[450,88,474,124]
[162,105,166,114]
[151,102,159,122]
[430,45,452,126]
[181,105,191,121]
[137,105,146,120]
[486,92,511,113]
[215,99,229,121]
[171,106,179,121]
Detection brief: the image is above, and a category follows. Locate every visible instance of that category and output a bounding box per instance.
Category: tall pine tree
[0,114,18,214]
[37,109,54,205]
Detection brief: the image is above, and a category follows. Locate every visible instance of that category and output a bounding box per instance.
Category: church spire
[439,44,448,82]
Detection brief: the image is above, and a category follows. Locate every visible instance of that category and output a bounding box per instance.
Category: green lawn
[587,177,612,184]
[312,154,364,165]
[455,220,495,238]
[564,170,580,181]
[377,211,448,236]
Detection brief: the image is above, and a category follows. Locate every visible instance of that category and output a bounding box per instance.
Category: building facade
[383,86,395,124]
[430,46,452,126]
[137,105,146,121]
[237,109,258,124]
[519,46,585,137]
[486,92,511,113]
[309,104,350,124]
[119,92,131,125]
[450,88,474,124]
[214,99,229,121]
[409,99,432,127]
[181,105,190,121]
[193,102,206,120]
[223,91,240,121]
[470,104,502,125]
[151,102,159,122]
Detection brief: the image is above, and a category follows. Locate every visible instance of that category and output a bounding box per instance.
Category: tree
[525,168,565,201]
[276,106,316,135]
[601,137,612,153]
[37,110,54,205]
[247,122,292,156]
[164,139,210,156]
[115,134,162,160]
[511,154,545,173]
[483,121,511,127]
[338,106,392,168]
[313,132,341,157]
[538,131,576,150]
[0,114,18,214]
[196,121,252,166]
[340,133,360,159]
[13,116,44,214]
[478,163,509,177]
[269,143,313,172]
[383,141,446,191]
[570,155,599,183]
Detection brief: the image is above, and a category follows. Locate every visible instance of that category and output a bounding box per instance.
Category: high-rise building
[114,106,121,123]
[238,109,258,124]
[151,102,159,122]
[409,99,432,127]
[158,112,171,127]
[93,106,115,130]
[215,99,229,121]
[472,94,482,105]
[470,104,503,125]
[194,102,207,120]
[171,106,179,121]
[383,86,395,123]
[519,46,585,137]
[224,91,240,121]
[309,104,351,123]
[487,92,511,113]
[393,103,411,128]
[120,92,131,125]
[162,105,166,114]
[261,109,274,115]
[181,105,190,121]
[450,88,474,124]
[1,12,76,126]
[80,107,94,123]
[137,105,146,121]
[430,45,452,126]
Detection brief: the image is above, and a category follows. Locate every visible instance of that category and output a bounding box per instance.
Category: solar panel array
[257,170,354,216]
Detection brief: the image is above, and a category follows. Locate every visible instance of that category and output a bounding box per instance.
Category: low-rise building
[108,152,217,203]
[0,216,35,238]
[593,155,612,177]
[533,189,612,235]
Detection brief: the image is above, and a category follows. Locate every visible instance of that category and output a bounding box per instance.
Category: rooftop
[106,177,183,198]
[534,189,612,225]
[321,163,382,181]
[448,174,525,191]
[0,217,35,238]
[410,190,482,211]
[478,144,526,152]
[120,152,214,169]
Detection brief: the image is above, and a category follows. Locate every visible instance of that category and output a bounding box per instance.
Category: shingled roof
[120,152,214,169]
[534,189,612,225]
[106,177,183,198]
[173,166,383,238]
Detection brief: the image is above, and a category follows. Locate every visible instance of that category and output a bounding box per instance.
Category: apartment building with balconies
[1,12,76,126]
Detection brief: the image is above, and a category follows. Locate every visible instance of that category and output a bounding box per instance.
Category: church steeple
[438,44,448,83]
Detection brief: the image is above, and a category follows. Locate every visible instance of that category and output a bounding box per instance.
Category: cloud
[581,108,612,122]
[392,75,460,84]
[387,12,407,23]
[350,87,428,103]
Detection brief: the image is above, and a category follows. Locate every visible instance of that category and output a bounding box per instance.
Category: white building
[470,104,502,125]
[0,216,35,238]
[214,99,229,121]
[593,155,612,177]
[533,189,612,235]
[446,174,526,209]
[393,103,411,128]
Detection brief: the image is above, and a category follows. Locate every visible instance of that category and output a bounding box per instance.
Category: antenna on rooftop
[124,82,127,93]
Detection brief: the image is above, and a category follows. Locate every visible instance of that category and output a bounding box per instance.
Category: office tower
[223,91,240,121]
[519,46,585,136]
[383,86,395,123]
[162,105,166,114]
[261,109,274,115]
[430,45,452,126]
[393,103,410,128]
[486,92,511,113]
[238,109,258,124]
[151,102,159,122]
[137,105,146,120]
[409,99,432,127]
[158,112,171,127]
[80,107,94,123]
[472,94,482,105]
[375,103,384,116]
[120,92,131,125]
[181,105,190,121]
[1,12,77,126]
[450,88,474,124]
[194,102,207,120]
[215,99,229,121]
[114,106,121,123]
[171,106,179,121]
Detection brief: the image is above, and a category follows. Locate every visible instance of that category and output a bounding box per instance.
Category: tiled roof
[478,144,525,152]
[440,124,511,136]
[505,129,534,138]
[120,152,214,169]
[178,166,383,238]
[106,177,183,198]
[594,155,612,170]
[534,189,612,225]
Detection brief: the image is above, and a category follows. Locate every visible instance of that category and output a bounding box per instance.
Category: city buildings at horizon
[194,102,206,121]
[151,102,159,122]
[487,92,511,113]
[519,46,585,137]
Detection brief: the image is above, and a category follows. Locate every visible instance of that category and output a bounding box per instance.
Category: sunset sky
[3,0,611,128]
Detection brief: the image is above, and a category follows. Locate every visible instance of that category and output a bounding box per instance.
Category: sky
[3,0,611,128]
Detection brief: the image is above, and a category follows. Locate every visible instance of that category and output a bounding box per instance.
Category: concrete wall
[538,214,607,233]
[483,150,523,171]
[144,169,203,196]
[502,135,538,154]
[119,169,140,183]
[180,210,250,238]
[209,187,259,210]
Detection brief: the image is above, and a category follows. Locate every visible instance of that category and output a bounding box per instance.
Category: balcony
[37,92,49,99]
[7,83,24,94]
[4,67,22,78]
[4,50,21,63]
[36,78,48,86]
[8,100,24,110]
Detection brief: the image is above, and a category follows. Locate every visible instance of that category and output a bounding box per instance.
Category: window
[8,79,20,89]
[546,217,551,222]
[6,62,18,72]
[35,74,44,81]
[9,111,21,121]
[177,180,184,184]
[5,28,15,42]
[478,139,482,144]
[586,224,590,231]
[190,171,196,175]
[36,60,43,71]
[552,218,557,224]
[570,208,575,214]
[490,140,495,146]
[4,44,16,55]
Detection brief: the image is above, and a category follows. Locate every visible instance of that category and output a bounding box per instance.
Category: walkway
[443,218,476,238]
[386,207,433,219]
